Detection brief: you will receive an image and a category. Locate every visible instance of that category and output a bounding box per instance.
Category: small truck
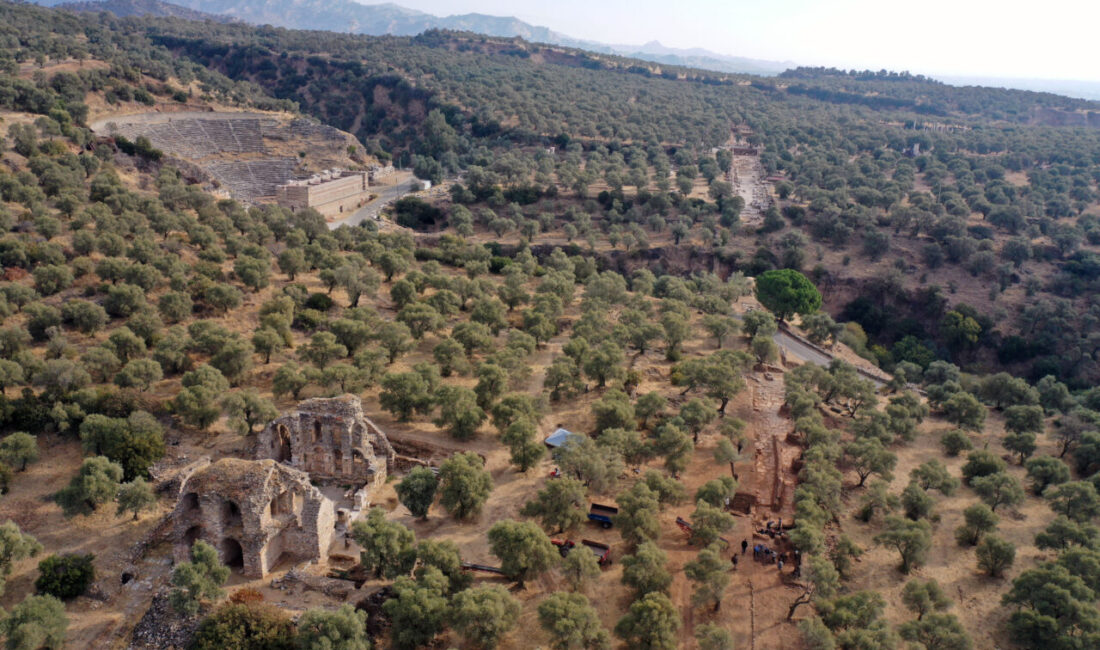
[551,538,612,566]
[587,503,618,529]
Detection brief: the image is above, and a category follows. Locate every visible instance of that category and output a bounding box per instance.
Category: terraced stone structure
[172,458,335,578]
[90,111,365,203]
[256,395,395,490]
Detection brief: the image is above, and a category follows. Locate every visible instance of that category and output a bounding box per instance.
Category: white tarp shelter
[544,427,580,448]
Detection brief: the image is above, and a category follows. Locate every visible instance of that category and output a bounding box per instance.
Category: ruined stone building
[172,458,335,578]
[169,396,394,577]
[274,170,370,217]
[255,395,395,491]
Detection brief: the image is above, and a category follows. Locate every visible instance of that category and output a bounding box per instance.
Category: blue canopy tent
[544,427,580,448]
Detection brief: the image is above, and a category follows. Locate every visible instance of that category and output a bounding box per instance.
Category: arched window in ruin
[183,525,203,548]
[269,491,292,518]
[309,447,329,474]
[333,448,343,474]
[223,500,242,529]
[352,450,366,475]
[221,538,244,569]
[182,492,200,511]
[275,424,292,463]
[312,421,322,444]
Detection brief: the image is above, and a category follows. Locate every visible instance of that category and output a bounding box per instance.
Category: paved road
[328,180,414,230]
[774,329,889,388]
[773,329,833,366]
[735,309,888,387]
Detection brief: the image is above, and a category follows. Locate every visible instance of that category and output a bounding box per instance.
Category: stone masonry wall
[256,395,395,491]
[172,458,335,578]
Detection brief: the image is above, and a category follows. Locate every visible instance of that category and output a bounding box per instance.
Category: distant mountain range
[47,0,1100,100]
[42,0,794,76]
[53,0,237,22]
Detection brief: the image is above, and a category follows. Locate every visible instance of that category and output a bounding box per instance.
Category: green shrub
[191,602,295,650]
[304,292,334,311]
[35,553,95,600]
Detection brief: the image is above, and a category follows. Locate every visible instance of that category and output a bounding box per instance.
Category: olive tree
[438,452,493,520]
[487,519,559,586]
[169,540,230,616]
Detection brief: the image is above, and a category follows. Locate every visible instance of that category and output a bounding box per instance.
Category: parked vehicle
[580,539,612,565]
[550,538,612,566]
[588,503,618,528]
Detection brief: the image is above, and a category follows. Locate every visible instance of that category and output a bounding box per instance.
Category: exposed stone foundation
[172,458,335,579]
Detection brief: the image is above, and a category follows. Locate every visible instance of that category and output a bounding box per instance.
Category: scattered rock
[128,591,199,650]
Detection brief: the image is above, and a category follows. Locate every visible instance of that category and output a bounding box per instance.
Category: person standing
[741,539,749,555]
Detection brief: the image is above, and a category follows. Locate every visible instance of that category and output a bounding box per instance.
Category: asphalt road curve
[328,181,412,230]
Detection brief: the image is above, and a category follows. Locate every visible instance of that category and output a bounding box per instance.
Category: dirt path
[723,368,805,649]
[729,153,771,227]
[749,373,798,519]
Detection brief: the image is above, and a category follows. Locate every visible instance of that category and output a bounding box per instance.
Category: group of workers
[727,520,801,577]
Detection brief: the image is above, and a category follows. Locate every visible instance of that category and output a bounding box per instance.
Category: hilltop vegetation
[0,1,1099,648]
[105,15,1100,386]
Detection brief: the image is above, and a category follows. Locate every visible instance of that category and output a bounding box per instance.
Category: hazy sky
[380,0,1100,82]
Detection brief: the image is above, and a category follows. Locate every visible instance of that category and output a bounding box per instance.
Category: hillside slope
[0,5,1098,650]
[48,0,794,75]
[55,0,237,22]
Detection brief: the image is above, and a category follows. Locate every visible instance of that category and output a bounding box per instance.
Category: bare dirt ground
[729,154,771,228]
[838,408,1056,647]
[5,129,1070,648]
[0,434,175,649]
[17,58,110,80]
[749,373,800,521]
[302,293,812,649]
[0,241,818,648]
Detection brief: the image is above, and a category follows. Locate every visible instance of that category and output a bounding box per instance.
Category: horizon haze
[382,0,1100,88]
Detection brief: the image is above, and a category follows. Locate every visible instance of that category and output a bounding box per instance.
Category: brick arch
[183,525,203,548]
[221,538,244,569]
[182,492,200,511]
[222,500,242,529]
[274,424,292,463]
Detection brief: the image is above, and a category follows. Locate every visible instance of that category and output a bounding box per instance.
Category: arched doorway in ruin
[183,525,203,548]
[275,424,292,463]
[182,492,200,512]
[222,500,242,529]
[221,538,244,569]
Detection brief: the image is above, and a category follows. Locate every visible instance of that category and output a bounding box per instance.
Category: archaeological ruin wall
[256,395,395,492]
[275,171,370,217]
[172,458,335,578]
